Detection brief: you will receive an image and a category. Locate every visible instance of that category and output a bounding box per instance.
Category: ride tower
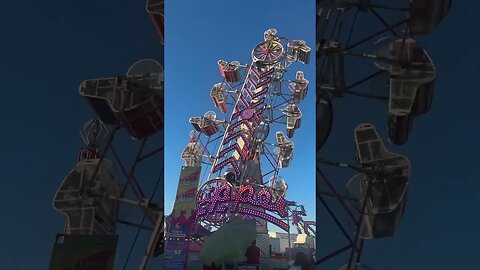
[165,28,316,269]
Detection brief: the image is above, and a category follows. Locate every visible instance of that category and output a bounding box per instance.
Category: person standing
[289,252,312,270]
[244,240,261,265]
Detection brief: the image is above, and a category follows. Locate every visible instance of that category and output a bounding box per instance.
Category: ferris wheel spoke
[265,53,273,62]
[256,50,265,57]
[346,182,372,269]
[369,7,401,38]
[327,7,342,42]
[111,142,147,199]
[261,169,276,182]
[316,244,354,265]
[344,90,388,101]
[272,100,289,110]
[262,149,278,170]
[274,98,294,110]
[317,194,355,247]
[343,19,408,51]
[138,145,164,162]
[316,166,359,224]
[344,8,360,47]
[344,69,387,91]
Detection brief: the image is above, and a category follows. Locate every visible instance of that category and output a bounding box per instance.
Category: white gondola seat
[210,83,227,113]
[350,124,410,239]
[217,60,241,82]
[284,105,302,138]
[79,76,164,140]
[385,39,435,145]
[53,159,119,235]
[287,40,311,64]
[290,71,309,104]
[181,141,203,167]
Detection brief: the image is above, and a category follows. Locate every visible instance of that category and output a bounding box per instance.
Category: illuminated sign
[212,65,275,177]
[292,209,316,235]
[165,166,202,270]
[302,221,316,235]
[196,180,295,231]
[172,166,201,219]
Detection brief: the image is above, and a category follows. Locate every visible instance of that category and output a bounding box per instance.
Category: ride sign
[196,179,295,231]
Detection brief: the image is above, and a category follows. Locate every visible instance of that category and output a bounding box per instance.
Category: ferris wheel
[51,59,165,270]
[176,29,316,242]
[50,2,165,270]
[315,0,452,269]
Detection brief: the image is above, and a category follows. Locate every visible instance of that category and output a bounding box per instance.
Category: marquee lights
[303,221,316,235]
[238,207,289,232]
[196,180,294,231]
[212,65,275,178]
[292,208,316,236]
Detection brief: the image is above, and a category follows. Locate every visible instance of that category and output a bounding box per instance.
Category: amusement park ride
[50,1,165,269]
[165,29,316,269]
[316,0,451,269]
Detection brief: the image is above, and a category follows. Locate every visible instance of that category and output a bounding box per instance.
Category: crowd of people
[203,241,315,270]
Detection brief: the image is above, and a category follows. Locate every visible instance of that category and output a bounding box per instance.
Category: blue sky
[165,0,316,233]
[0,1,163,269]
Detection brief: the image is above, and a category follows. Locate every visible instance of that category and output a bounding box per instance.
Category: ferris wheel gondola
[274,131,294,168]
[271,177,288,198]
[53,119,120,236]
[283,104,302,138]
[264,28,280,42]
[290,71,309,104]
[210,83,228,113]
[384,38,435,144]
[316,1,452,268]
[189,111,223,136]
[349,124,410,239]
[181,131,204,167]
[218,60,243,83]
[79,59,164,140]
[287,40,311,64]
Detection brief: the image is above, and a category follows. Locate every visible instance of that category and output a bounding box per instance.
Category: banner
[172,166,201,219]
[165,166,202,270]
